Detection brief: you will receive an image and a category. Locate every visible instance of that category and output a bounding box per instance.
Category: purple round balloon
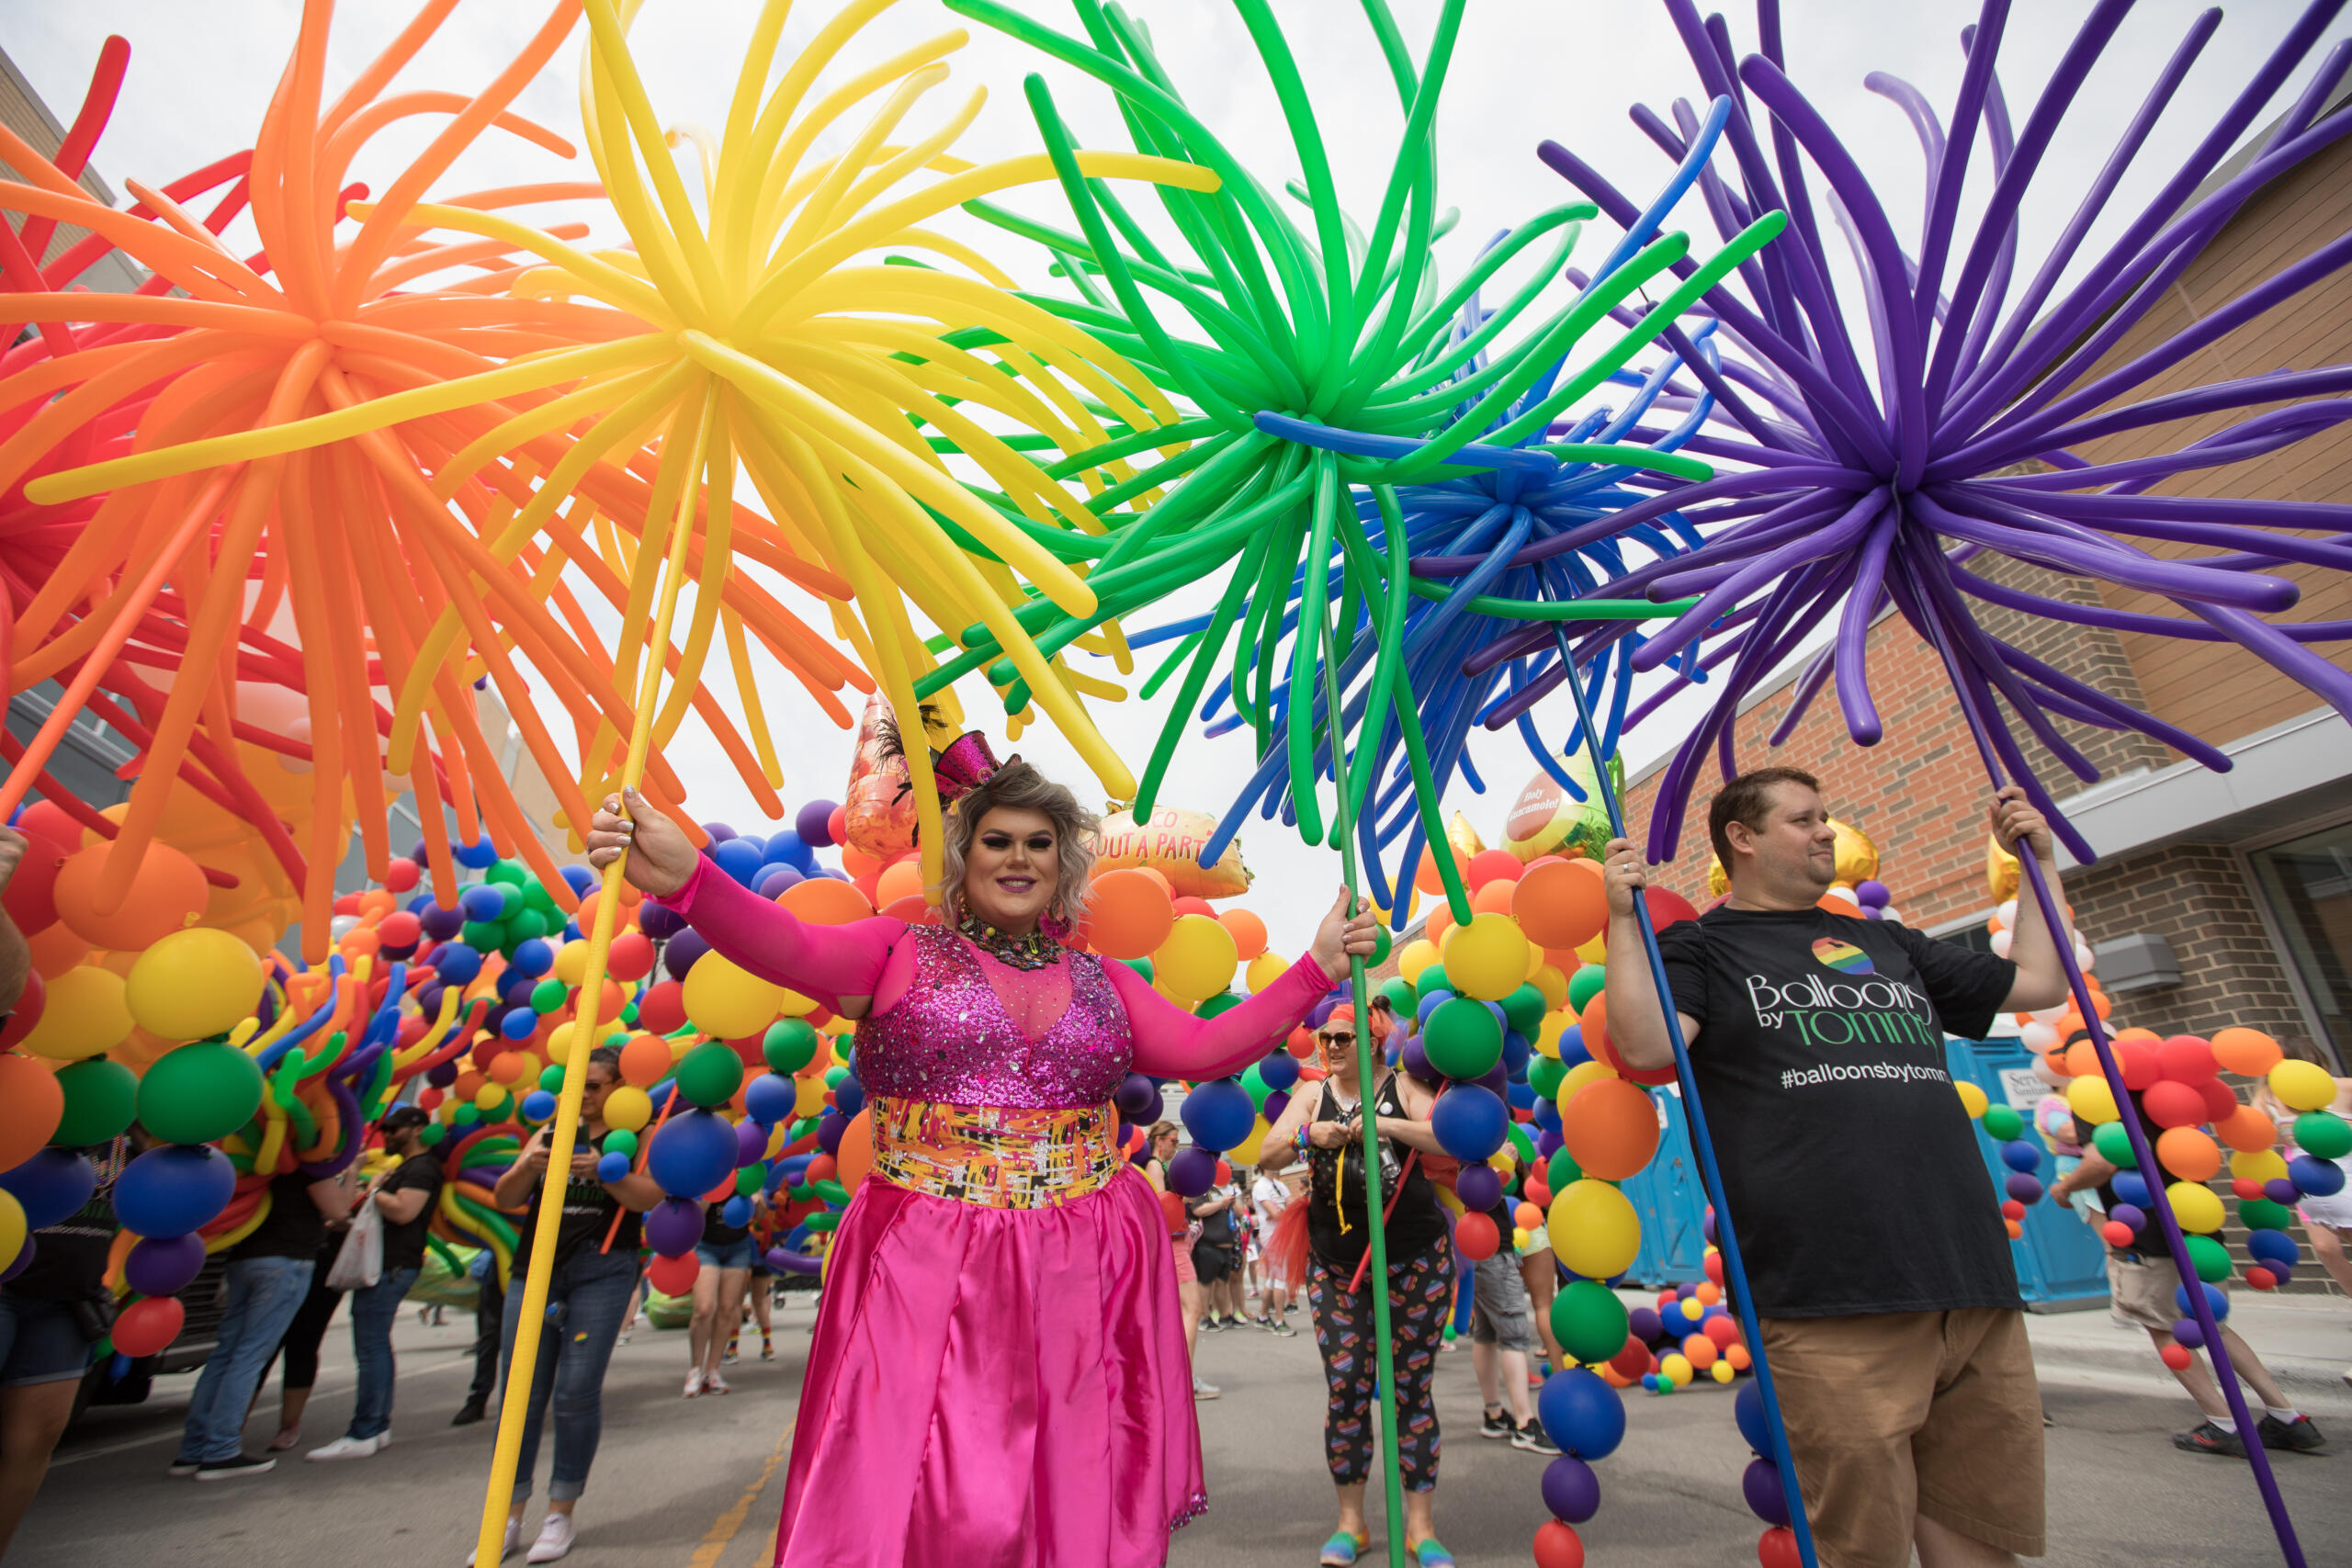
[702,822,737,843]
[1541,1455,1600,1524]
[2265,1178,2301,1206]
[756,864,804,898]
[1855,880,1891,908]
[639,902,685,941]
[2173,1316,2206,1350]
[817,1111,849,1157]
[1455,1162,1504,1213]
[644,1197,706,1257]
[123,1233,208,1298]
[1626,1305,1662,1344]
[735,1118,770,1168]
[796,801,838,848]
[1168,1145,1219,1198]
[663,929,710,980]
[1742,1456,1791,1527]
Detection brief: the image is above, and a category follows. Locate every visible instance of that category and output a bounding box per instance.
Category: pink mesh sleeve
[1110,952,1340,1081]
[662,854,905,1015]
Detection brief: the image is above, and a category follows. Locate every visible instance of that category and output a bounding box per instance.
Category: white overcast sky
[9,1,2345,955]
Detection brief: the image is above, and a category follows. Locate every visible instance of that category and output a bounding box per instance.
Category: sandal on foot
[1412,1541,1457,1567]
[1318,1530,1370,1566]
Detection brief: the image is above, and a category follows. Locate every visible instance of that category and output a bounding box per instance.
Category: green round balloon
[1239,1064,1270,1111]
[603,1129,639,1157]
[1422,998,1502,1080]
[1195,991,1242,1021]
[1500,983,1547,1038]
[1547,1146,1583,1191]
[1121,956,1155,984]
[538,1064,565,1093]
[2183,1233,2233,1284]
[488,861,528,888]
[530,978,569,1013]
[1364,925,1394,970]
[618,1001,639,1027]
[675,1041,746,1110]
[1980,1104,2024,1142]
[734,1164,766,1196]
[763,1019,820,1076]
[823,1064,849,1089]
[525,879,560,913]
[1379,976,1416,1015]
[504,908,551,946]
[452,1103,481,1127]
[1414,964,1452,1004]
[51,1057,139,1147]
[2238,1197,2293,1233]
[419,1122,447,1147]
[460,919,505,952]
[1566,964,1606,1013]
[1551,1279,1631,1364]
[2294,1110,2351,1161]
[134,1041,265,1145]
[1528,1055,1566,1101]
[2090,1121,2138,1169]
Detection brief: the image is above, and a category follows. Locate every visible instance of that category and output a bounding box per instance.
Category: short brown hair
[1709,766,1821,870]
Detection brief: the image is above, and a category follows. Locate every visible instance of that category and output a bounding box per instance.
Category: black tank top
[1305,1076,1446,1271]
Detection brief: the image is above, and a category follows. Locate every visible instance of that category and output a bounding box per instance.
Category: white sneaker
[703,1371,731,1395]
[683,1369,705,1399]
[526,1514,576,1564]
[1192,1373,1220,1401]
[306,1434,384,1461]
[465,1517,522,1565]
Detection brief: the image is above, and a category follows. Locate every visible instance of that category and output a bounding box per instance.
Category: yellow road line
[687,1427,791,1568]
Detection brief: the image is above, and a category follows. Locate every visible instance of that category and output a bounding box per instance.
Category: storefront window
[2248,822,2352,1067]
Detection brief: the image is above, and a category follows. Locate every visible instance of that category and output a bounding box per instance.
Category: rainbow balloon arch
[2,3,2350,1566]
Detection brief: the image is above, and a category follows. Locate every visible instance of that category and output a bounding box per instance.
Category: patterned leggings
[1306,1235,1453,1492]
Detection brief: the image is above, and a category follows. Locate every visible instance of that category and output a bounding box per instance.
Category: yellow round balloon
[1530,964,1567,1012]
[124,928,265,1043]
[2167,1180,2225,1235]
[1955,1080,1989,1119]
[1155,914,1238,999]
[1246,952,1290,994]
[1396,939,1440,986]
[1229,1117,1271,1166]
[2066,1075,2118,1125]
[682,953,786,1040]
[1660,1352,1693,1387]
[1536,1013,1571,1059]
[546,1022,576,1066]
[1575,931,1608,965]
[22,966,134,1059]
[0,1190,24,1276]
[2230,1148,2289,1185]
[473,1084,506,1111]
[1445,913,1532,1001]
[777,987,819,1019]
[795,1075,830,1121]
[1547,1179,1640,1279]
[552,941,591,987]
[603,1084,653,1134]
[1710,1359,1736,1384]
[2268,1059,2337,1113]
[1557,1060,1619,1109]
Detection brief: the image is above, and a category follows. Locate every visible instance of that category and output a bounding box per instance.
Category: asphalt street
[14,1290,2351,1568]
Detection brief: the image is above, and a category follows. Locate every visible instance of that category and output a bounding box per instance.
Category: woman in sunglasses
[1259,1004,1454,1568]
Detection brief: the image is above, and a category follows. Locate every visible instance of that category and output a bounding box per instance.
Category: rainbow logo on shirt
[1810,936,1874,975]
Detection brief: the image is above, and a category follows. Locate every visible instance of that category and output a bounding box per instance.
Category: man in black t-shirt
[307,1106,444,1461]
[1604,767,2073,1568]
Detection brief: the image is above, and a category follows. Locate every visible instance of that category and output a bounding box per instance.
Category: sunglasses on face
[1317,1033,1354,1048]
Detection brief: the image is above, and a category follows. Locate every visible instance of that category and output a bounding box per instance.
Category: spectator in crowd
[0,1133,125,1556]
[478,1046,662,1564]
[308,1107,444,1459]
[1468,1240,1556,1455]
[453,1246,503,1427]
[727,1196,776,1364]
[1191,1180,1246,1332]
[1516,1216,1564,1377]
[172,1162,352,1480]
[2051,1098,2326,1457]
[686,1193,755,1398]
[1143,1121,1214,1400]
[1250,1167,1297,1334]
[260,1232,351,1452]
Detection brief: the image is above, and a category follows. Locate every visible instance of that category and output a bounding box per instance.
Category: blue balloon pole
[1546,619,1822,1568]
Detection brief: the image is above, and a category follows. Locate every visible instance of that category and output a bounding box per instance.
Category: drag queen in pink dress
[585,746,1376,1568]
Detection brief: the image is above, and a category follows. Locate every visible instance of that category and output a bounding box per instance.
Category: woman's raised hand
[1308,887,1382,982]
[583,786,698,898]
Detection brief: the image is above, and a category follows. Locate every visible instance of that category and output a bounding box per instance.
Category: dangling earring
[1040,908,1073,942]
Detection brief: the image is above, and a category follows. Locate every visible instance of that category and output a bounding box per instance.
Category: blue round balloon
[434,942,483,986]
[509,938,554,979]
[501,1009,538,1042]
[1181,1077,1256,1154]
[1734,1374,1771,1454]
[1415,988,1453,1025]
[712,837,765,887]
[1430,1084,1509,1163]
[520,1089,558,1121]
[744,1072,797,1126]
[0,1148,96,1231]
[2174,1279,2230,1322]
[596,1151,634,1182]
[2000,1139,2041,1174]
[113,1145,235,1238]
[1555,1025,1589,1069]
[755,865,804,898]
[1167,1145,1219,1197]
[454,839,499,869]
[1501,1030,1532,1077]
[460,884,508,920]
[648,1109,741,1199]
[2290,1153,2346,1198]
[763,829,818,874]
[560,864,597,896]
[1259,1053,1299,1092]
[1537,1368,1625,1460]
[123,1232,209,1297]
[2247,1229,2299,1269]
[722,1194,753,1228]
[2111,1170,2152,1210]
[1541,1455,1600,1524]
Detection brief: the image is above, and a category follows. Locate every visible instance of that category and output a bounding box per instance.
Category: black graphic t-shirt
[378,1150,447,1273]
[1657,906,2021,1318]
[514,1168,641,1272]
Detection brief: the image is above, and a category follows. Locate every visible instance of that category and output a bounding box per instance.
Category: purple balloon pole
[1908,567,2306,1568]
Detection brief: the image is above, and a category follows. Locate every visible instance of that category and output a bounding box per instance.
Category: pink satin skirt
[773,1166,1205,1567]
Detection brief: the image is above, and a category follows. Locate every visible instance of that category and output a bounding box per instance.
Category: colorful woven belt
[871,1096,1124,1209]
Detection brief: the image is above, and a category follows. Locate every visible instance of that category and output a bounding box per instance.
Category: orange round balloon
[876,859,925,908]
[1471,879,1517,916]
[837,1107,875,1192]
[1513,859,1609,951]
[618,1033,673,1088]
[1425,900,1457,947]
[777,877,876,926]
[54,840,209,952]
[1171,896,1216,919]
[1561,1077,1662,1179]
[2155,1126,2222,1183]
[1217,908,1268,962]
[2216,1103,2278,1154]
[0,1053,63,1172]
[26,923,88,980]
[1083,869,1174,960]
[2211,1027,2284,1077]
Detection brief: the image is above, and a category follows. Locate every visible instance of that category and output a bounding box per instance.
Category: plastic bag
[325,1199,382,1291]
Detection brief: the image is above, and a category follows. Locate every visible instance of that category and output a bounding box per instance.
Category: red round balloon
[1532,1521,1585,1568]
[2196,1077,2240,1124]
[2245,1265,2278,1291]
[379,909,422,948]
[2140,1080,2206,1130]
[1,832,68,934]
[2159,1342,2194,1371]
[637,979,688,1036]
[384,856,422,893]
[1453,1212,1499,1261]
[2157,1034,2216,1083]
[647,1253,699,1297]
[1609,1336,1653,1379]
[606,931,656,983]
[1467,849,1523,890]
[1758,1527,1803,1568]
[0,968,45,1053]
[2112,1039,2160,1091]
[17,803,81,848]
[113,1295,186,1358]
[1645,887,1700,931]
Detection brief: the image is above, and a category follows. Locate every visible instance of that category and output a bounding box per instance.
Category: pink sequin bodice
[854,924,1131,1109]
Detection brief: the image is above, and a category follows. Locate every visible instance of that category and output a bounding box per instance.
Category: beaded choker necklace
[956,916,1063,971]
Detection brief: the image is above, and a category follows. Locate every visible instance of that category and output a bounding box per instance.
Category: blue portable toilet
[1614,1040,2109,1308]
[1944,1035,2111,1311]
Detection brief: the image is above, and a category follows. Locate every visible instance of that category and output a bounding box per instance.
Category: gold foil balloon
[1445,811,1487,867]
[1986,833,2020,903]
[1829,818,1880,888]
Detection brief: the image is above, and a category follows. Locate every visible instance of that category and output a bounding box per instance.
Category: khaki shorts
[2108,1253,2191,1331]
[1760,1309,2045,1566]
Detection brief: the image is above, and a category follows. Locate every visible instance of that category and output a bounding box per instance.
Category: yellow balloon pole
[471,389,717,1568]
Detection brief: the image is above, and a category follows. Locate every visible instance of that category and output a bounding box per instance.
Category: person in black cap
[307,1106,443,1461]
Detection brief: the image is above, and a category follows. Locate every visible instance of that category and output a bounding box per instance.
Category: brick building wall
[2060,844,2314,1043]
